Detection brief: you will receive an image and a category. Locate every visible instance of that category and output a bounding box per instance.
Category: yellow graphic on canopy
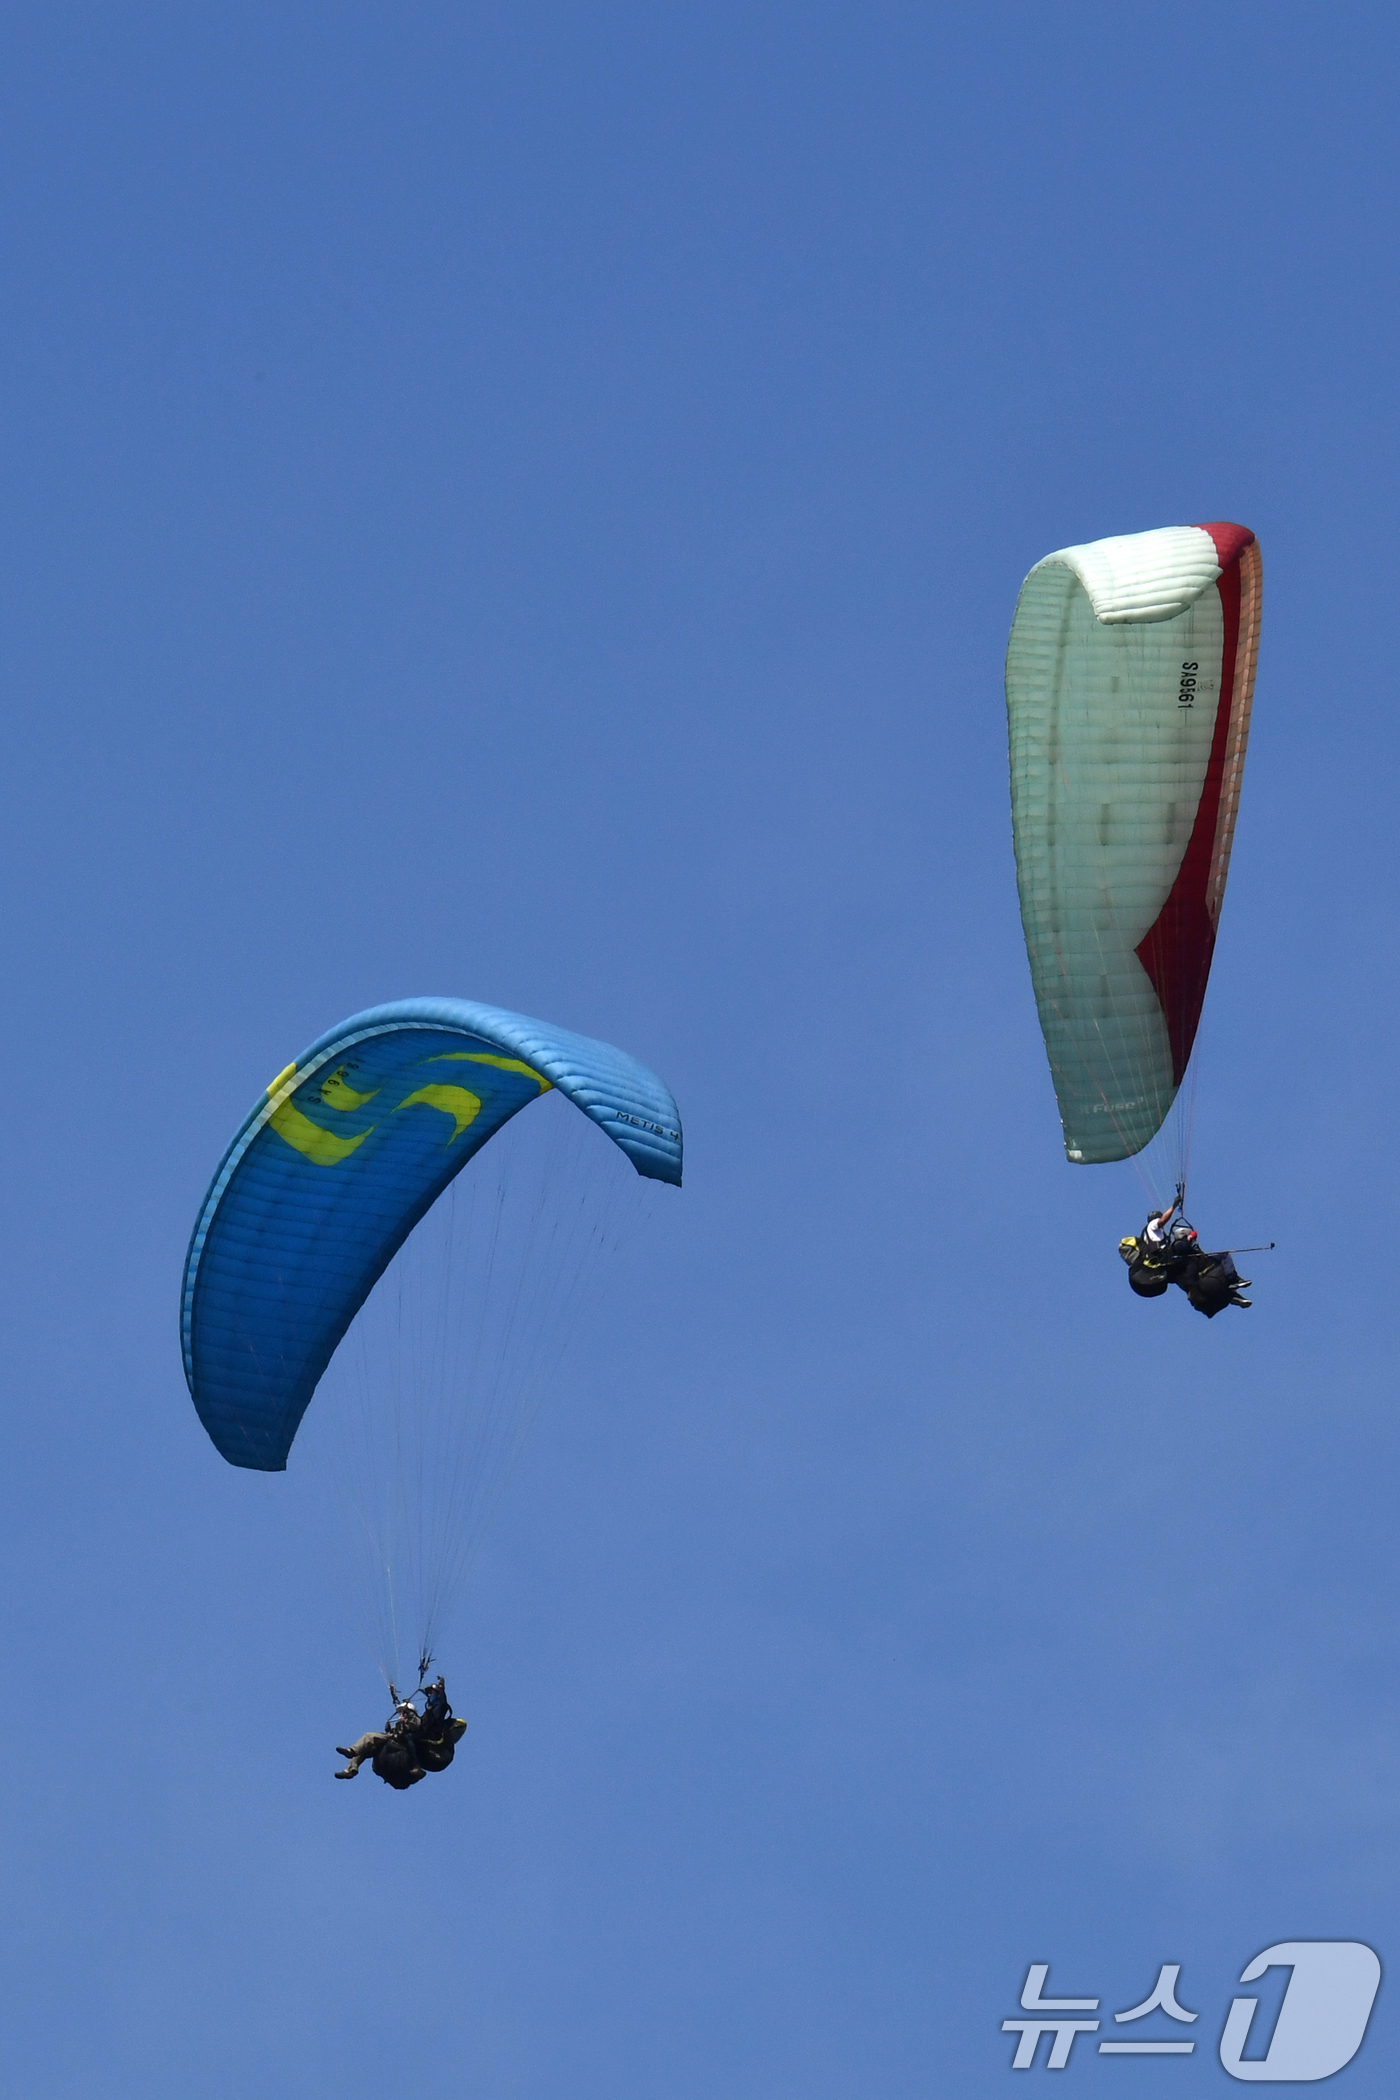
[429,1052,551,1092]
[395,1084,483,1143]
[270,1098,375,1165]
[320,1065,380,1112]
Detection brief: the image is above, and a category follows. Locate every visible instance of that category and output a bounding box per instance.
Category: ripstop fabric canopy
[1005,522,1262,1163]
[181,998,683,1470]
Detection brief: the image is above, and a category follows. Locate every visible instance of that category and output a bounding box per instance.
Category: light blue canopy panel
[182,998,683,1471]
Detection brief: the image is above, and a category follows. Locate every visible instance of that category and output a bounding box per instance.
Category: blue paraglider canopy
[181,997,682,1472]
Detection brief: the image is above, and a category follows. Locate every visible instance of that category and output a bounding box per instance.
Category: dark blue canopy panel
[182,998,682,1471]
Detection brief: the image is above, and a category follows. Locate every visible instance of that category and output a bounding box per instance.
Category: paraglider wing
[1005,523,1262,1163]
[181,998,682,1471]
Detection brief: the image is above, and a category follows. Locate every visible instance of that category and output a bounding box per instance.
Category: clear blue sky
[1,4,1396,2092]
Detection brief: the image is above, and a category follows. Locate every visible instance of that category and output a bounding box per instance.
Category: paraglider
[335,1676,466,1786]
[181,997,683,1780]
[1118,1198,1252,1316]
[1005,524,1264,1302]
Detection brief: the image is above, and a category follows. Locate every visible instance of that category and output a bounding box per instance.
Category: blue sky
[1,4,1397,2092]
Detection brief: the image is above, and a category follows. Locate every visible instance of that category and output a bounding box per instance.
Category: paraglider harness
[388,1653,465,1774]
[1121,1235,1172,1296]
